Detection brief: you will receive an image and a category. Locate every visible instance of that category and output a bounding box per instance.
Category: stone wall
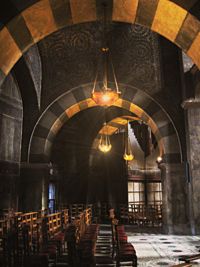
[0,74,23,210]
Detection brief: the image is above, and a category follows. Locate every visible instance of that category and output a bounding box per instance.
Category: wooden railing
[47,212,62,236]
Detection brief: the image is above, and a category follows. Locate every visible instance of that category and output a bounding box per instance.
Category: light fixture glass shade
[123,137,134,161]
[92,88,120,106]
[156,156,162,163]
[98,134,112,153]
[123,122,134,161]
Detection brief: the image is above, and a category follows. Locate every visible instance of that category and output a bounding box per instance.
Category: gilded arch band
[0,0,200,86]
[28,83,182,164]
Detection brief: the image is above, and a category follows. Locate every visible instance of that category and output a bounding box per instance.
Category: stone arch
[28,83,182,164]
[0,0,200,86]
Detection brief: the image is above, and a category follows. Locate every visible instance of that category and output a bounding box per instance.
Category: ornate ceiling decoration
[38,22,161,108]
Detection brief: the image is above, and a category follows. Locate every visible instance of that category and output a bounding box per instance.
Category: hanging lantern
[98,134,112,153]
[92,87,120,107]
[98,123,112,153]
[91,5,121,107]
[123,122,134,161]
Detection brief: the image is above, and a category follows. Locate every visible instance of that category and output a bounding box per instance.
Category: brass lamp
[98,123,112,153]
[123,121,134,161]
[91,4,121,106]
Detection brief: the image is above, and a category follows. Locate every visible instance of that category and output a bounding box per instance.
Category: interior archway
[0,0,200,87]
[28,83,182,164]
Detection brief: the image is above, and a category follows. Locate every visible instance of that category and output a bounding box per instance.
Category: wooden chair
[115,224,137,267]
[119,205,129,224]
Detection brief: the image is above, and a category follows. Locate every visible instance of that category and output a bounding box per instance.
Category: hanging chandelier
[98,123,112,153]
[91,4,121,107]
[123,121,134,161]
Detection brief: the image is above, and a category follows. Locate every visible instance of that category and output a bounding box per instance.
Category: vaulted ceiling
[1,0,197,165]
[1,0,200,88]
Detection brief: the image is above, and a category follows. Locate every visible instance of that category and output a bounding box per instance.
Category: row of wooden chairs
[66,207,99,266]
[111,218,137,266]
[0,209,69,266]
[61,203,106,222]
[60,202,162,226]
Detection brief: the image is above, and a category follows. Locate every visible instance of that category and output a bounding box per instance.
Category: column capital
[182,98,200,109]
[158,162,185,172]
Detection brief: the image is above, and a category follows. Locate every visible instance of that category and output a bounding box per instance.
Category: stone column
[0,161,20,211]
[19,163,49,212]
[159,163,190,234]
[183,99,200,234]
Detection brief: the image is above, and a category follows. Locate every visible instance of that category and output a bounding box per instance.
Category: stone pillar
[19,163,49,212]
[0,161,20,211]
[159,163,190,234]
[182,99,200,234]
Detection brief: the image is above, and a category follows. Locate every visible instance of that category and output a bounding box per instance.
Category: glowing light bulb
[91,89,120,106]
[98,134,112,153]
[123,153,134,161]
[156,156,162,163]
[123,123,134,161]
[102,93,111,103]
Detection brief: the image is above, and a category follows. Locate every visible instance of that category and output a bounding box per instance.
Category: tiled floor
[6,225,200,266]
[126,227,200,266]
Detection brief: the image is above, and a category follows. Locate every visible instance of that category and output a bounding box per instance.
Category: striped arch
[29,83,182,164]
[0,0,200,86]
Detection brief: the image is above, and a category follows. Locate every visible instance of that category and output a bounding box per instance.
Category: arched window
[48,183,56,213]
